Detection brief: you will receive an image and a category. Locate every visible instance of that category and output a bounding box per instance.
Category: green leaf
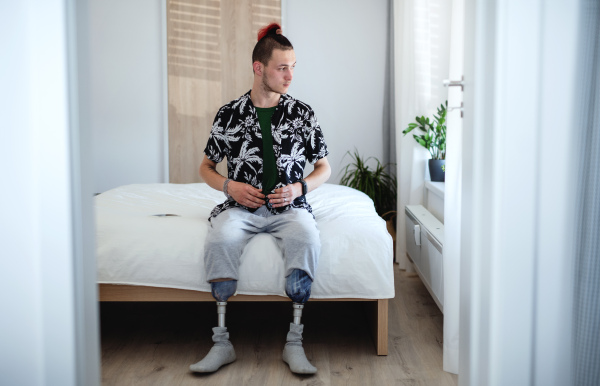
[338,149,398,216]
[403,100,448,161]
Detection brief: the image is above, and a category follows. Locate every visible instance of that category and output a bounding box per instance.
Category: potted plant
[402,101,447,182]
[339,149,397,226]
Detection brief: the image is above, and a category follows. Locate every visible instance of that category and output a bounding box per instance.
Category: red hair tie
[257,22,282,41]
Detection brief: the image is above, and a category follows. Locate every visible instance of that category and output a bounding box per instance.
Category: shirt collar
[245,90,290,109]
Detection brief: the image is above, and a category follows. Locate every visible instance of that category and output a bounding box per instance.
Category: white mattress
[96,183,395,299]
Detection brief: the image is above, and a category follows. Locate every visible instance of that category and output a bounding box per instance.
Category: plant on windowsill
[339,149,397,228]
[402,101,447,182]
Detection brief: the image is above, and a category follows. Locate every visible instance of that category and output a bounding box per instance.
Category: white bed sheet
[96,183,395,299]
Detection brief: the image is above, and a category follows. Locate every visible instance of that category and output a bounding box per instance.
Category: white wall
[89,0,166,193]
[283,0,392,182]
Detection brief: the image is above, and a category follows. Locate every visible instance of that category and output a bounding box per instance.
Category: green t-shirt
[255,106,278,195]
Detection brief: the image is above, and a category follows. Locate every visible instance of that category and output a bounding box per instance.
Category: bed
[96,183,395,355]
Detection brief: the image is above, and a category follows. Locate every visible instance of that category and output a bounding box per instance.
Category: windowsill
[425,181,445,198]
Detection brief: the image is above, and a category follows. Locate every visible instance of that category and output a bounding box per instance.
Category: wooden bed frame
[99,284,388,355]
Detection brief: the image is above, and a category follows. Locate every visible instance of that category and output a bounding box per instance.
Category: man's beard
[262,74,287,95]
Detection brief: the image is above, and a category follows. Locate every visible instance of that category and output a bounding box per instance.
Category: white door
[459,1,581,386]
[442,0,465,374]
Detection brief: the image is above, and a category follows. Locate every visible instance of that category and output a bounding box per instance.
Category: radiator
[405,205,444,313]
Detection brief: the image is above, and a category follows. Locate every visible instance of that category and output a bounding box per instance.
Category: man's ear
[253,61,262,76]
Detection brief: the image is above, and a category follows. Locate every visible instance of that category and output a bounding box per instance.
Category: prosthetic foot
[190,282,237,373]
[189,324,236,373]
[282,303,317,374]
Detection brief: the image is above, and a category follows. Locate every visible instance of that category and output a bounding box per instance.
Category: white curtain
[394,0,452,270]
[393,0,461,374]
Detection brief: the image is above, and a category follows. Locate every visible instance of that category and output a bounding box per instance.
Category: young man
[189,23,331,375]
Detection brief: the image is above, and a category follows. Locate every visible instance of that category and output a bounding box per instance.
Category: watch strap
[299,179,308,195]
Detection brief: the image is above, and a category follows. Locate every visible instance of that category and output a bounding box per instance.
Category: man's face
[261,49,296,95]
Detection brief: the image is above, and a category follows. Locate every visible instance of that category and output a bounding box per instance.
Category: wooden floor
[100,265,458,386]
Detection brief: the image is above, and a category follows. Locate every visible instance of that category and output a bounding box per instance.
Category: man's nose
[285,69,293,80]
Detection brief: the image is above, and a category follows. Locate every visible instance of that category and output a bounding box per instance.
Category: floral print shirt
[204,90,329,219]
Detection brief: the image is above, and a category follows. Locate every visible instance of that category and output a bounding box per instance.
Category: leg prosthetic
[189,280,237,373]
[282,269,317,374]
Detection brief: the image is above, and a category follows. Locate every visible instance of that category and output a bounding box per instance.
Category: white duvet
[96,183,395,299]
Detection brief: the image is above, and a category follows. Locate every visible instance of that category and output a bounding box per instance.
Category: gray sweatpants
[204,206,321,282]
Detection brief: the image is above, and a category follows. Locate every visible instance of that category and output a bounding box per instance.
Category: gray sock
[189,327,236,373]
[282,323,317,374]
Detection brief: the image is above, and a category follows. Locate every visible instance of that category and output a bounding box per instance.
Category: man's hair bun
[257,23,282,41]
[252,22,292,66]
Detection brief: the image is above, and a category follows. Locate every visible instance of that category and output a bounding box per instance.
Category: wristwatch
[223,179,233,200]
[299,179,308,196]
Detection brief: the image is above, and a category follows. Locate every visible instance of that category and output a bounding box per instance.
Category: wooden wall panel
[168,0,281,183]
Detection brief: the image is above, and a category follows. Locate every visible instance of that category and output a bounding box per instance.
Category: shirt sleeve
[203,107,229,163]
[305,108,329,165]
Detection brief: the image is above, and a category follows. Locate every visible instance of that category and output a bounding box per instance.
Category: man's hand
[228,181,265,208]
[267,183,302,208]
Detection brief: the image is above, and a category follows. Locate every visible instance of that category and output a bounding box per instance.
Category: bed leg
[367,299,388,356]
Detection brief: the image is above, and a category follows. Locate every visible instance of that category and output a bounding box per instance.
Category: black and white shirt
[204,90,329,219]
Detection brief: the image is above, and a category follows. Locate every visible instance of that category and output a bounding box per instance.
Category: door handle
[443,76,464,91]
[444,76,464,117]
[448,102,464,117]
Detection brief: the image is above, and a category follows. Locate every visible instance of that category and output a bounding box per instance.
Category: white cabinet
[404,214,421,265]
[405,205,444,312]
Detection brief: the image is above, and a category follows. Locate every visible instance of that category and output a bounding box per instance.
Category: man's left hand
[267,183,302,208]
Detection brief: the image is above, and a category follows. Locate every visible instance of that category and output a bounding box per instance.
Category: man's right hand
[227,181,265,208]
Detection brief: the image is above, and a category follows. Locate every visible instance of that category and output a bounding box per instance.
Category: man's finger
[247,194,265,205]
[245,198,262,208]
[248,188,265,199]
